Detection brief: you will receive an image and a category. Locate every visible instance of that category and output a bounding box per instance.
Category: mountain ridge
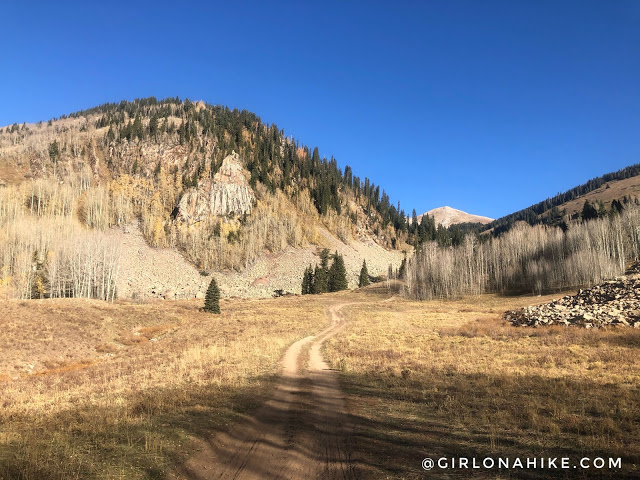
[484,163,640,234]
[417,206,493,228]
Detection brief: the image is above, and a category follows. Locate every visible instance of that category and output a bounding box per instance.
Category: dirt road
[170,302,356,480]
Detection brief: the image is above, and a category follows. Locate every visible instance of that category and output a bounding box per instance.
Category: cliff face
[176,152,254,223]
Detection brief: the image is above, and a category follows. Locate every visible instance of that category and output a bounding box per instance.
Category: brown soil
[169,303,357,480]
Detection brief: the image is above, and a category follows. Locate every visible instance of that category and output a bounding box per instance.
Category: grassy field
[3,288,640,479]
[0,295,332,479]
[325,288,640,479]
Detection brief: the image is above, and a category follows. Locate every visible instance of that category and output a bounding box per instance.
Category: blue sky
[2,1,639,219]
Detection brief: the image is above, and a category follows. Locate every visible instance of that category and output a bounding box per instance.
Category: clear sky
[2,1,639,219]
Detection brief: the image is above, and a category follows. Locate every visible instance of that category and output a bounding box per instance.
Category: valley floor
[1,288,639,479]
[325,289,640,479]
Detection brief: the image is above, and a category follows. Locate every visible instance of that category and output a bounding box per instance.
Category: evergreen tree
[132,114,144,140]
[610,199,624,216]
[312,264,328,294]
[581,200,599,221]
[30,250,49,299]
[105,126,115,143]
[204,277,221,313]
[319,248,330,270]
[149,115,159,140]
[358,260,370,288]
[301,265,314,295]
[328,251,348,292]
[312,146,321,172]
[398,257,407,279]
[48,140,60,163]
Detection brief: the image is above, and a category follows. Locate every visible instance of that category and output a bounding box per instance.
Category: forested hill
[0,97,410,242]
[84,97,407,226]
[0,97,414,290]
[485,163,640,235]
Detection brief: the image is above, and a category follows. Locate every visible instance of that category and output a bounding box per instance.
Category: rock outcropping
[505,276,640,328]
[176,152,254,223]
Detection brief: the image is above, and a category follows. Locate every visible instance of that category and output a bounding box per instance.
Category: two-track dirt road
[170,302,357,480]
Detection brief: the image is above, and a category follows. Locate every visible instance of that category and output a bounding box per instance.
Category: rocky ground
[111,223,208,300]
[505,275,640,328]
[111,222,403,300]
[210,229,404,298]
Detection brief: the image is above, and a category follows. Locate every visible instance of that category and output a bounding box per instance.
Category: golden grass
[4,289,640,478]
[0,295,333,479]
[325,290,640,479]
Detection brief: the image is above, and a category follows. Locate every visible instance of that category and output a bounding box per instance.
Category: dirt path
[170,302,356,480]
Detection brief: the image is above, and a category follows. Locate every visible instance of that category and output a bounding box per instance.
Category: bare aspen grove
[0,179,121,300]
[0,177,320,299]
[405,206,640,299]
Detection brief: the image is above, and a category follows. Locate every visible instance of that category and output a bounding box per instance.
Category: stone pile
[505,276,640,328]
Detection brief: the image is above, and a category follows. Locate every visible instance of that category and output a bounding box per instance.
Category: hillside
[538,175,640,220]
[417,206,493,227]
[485,163,640,234]
[0,97,405,300]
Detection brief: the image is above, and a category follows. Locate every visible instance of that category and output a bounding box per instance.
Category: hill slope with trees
[484,164,640,235]
[0,97,407,299]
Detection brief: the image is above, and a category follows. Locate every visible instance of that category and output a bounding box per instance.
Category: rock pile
[505,276,640,328]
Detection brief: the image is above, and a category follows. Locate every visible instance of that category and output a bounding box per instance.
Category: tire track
[170,302,357,480]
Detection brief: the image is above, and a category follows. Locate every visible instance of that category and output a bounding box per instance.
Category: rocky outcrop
[176,152,254,223]
[505,276,640,328]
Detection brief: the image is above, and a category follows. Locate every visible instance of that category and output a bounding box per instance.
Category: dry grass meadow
[325,288,640,479]
[2,287,640,479]
[0,295,333,479]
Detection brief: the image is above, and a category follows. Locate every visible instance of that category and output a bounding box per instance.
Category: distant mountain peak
[417,206,493,228]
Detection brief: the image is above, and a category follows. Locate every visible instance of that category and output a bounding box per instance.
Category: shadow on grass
[2,369,639,479]
[337,370,640,479]
[0,376,276,480]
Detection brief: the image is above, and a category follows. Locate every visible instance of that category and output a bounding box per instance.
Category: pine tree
[204,277,221,313]
[149,115,159,140]
[105,126,115,143]
[328,251,348,292]
[312,264,328,294]
[133,114,144,140]
[358,260,370,288]
[319,248,330,270]
[398,257,407,279]
[48,140,60,163]
[581,200,599,221]
[610,199,624,216]
[301,265,314,295]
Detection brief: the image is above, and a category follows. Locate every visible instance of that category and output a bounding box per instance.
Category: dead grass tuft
[117,330,149,345]
[95,343,118,353]
[138,323,176,339]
